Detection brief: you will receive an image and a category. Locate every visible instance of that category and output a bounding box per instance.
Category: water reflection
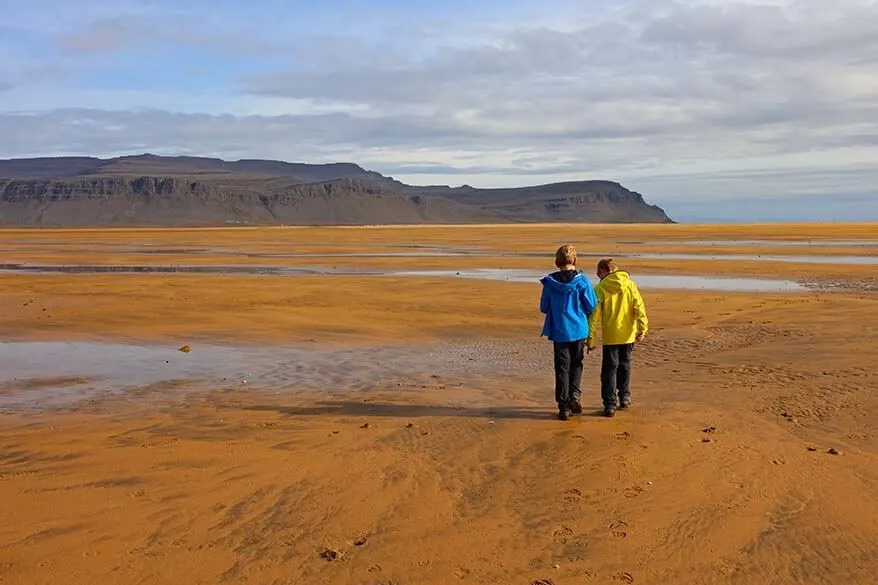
[0,339,545,412]
[395,269,809,291]
[0,263,810,290]
[637,240,878,247]
[631,253,878,265]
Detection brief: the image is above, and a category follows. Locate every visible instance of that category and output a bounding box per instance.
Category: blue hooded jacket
[540,270,598,342]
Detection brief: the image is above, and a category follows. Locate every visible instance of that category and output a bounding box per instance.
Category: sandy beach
[1,224,876,585]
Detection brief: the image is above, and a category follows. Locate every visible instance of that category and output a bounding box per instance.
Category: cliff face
[0,155,674,226]
[0,176,491,226]
[0,177,216,200]
[431,181,671,223]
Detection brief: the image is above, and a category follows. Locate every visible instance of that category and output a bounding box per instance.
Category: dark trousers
[553,340,585,409]
[601,343,634,409]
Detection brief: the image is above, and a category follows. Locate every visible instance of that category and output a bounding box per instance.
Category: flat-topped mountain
[0,154,673,226]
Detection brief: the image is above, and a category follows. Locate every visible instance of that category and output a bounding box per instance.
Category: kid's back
[539,245,598,343]
[588,258,648,347]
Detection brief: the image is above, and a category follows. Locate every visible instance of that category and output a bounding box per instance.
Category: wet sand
[1,224,877,584]
[2,223,876,286]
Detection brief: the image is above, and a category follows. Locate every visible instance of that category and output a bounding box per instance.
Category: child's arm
[582,281,598,316]
[586,287,602,351]
[540,284,550,314]
[586,305,601,351]
[632,282,648,340]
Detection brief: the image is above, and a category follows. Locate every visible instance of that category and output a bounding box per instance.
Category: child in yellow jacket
[586,258,649,417]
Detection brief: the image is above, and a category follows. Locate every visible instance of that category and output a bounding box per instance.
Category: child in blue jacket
[540,244,599,420]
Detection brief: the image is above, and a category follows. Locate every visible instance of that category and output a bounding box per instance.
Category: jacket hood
[541,270,590,293]
[599,270,631,294]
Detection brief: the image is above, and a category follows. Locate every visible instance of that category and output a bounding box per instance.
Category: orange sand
[0,224,876,585]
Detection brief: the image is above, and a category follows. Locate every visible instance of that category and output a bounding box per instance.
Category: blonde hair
[597,257,618,274]
[555,244,577,268]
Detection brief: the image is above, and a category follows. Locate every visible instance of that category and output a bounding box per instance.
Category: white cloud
[1,0,877,220]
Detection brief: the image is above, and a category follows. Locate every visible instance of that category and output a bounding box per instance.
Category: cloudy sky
[1,0,877,221]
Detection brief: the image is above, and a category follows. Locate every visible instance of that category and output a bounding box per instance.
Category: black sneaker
[619,398,631,409]
[558,409,571,421]
[570,401,583,415]
[603,407,616,418]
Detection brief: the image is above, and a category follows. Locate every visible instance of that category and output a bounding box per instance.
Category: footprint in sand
[609,521,629,538]
[614,572,635,583]
[563,488,582,503]
[623,485,645,499]
[319,548,342,561]
[552,526,574,544]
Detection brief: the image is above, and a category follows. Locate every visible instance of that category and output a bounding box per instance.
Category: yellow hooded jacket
[586,270,648,348]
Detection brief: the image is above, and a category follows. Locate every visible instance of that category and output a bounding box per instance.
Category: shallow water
[6,243,876,265]
[0,339,546,412]
[396,269,809,291]
[632,240,878,247]
[0,341,252,410]
[242,251,499,258]
[0,248,567,259]
[0,246,600,260]
[0,263,809,291]
[631,253,878,265]
[0,263,336,275]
